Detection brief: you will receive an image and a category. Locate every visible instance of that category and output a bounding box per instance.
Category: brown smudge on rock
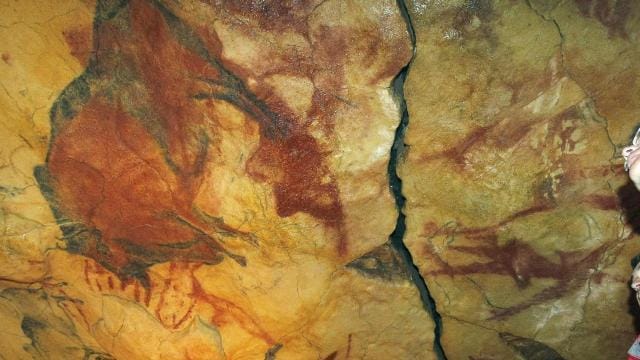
[62,26,93,66]
[584,194,619,211]
[211,0,318,34]
[1,52,11,65]
[306,24,349,133]
[452,0,495,36]
[574,0,631,38]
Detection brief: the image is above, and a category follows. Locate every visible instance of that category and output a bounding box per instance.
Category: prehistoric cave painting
[35,0,348,286]
[412,92,621,320]
[80,260,275,344]
[574,0,632,38]
[420,208,612,320]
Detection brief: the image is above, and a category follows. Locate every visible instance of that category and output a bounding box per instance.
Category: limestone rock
[5,0,640,358]
[0,0,436,359]
[402,0,640,358]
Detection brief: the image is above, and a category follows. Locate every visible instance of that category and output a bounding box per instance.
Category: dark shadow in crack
[386,1,446,359]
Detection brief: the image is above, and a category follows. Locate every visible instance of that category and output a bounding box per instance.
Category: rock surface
[3,0,640,359]
[402,0,640,358]
[0,0,436,359]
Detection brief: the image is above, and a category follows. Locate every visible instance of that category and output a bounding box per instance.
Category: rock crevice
[389,1,446,359]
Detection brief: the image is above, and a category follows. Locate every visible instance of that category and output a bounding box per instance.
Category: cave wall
[402,0,640,358]
[0,0,639,359]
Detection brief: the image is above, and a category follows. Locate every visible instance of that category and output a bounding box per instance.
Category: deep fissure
[388,1,447,359]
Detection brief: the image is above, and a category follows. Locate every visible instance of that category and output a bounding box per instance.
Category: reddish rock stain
[187,264,275,344]
[584,194,619,211]
[213,0,316,34]
[83,259,152,306]
[574,0,631,38]
[1,52,10,65]
[83,260,235,333]
[62,26,93,66]
[74,261,276,341]
[421,203,612,319]
[413,48,581,159]
[247,134,347,255]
